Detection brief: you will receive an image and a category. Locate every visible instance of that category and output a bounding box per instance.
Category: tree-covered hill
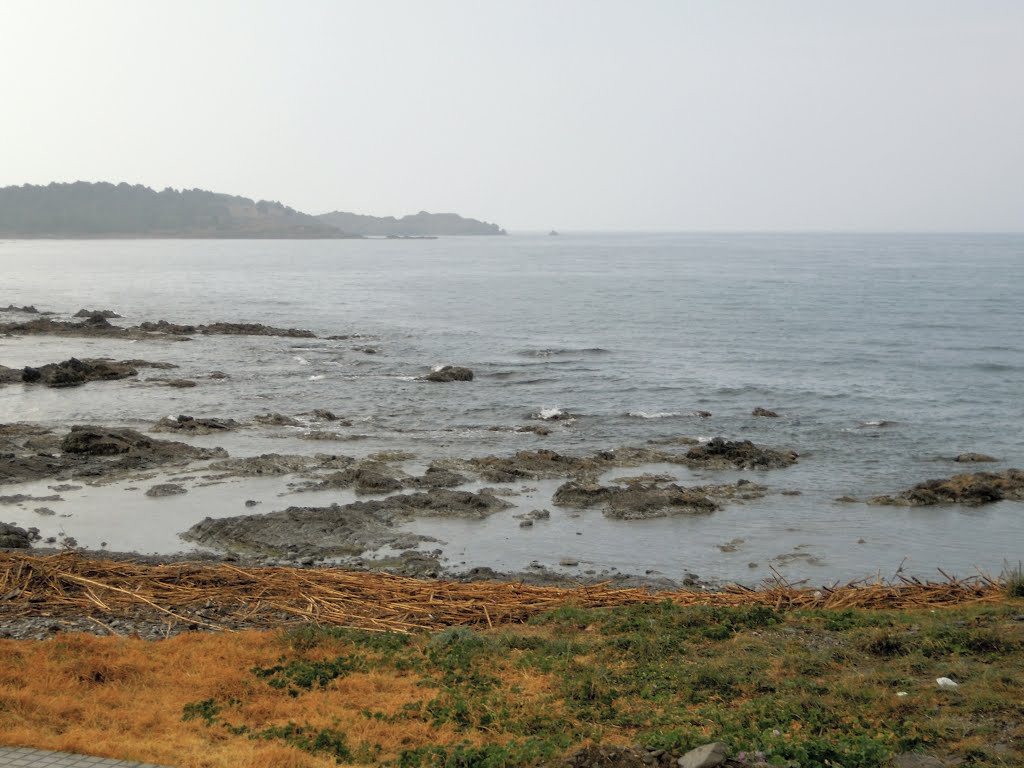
[0,182,351,238]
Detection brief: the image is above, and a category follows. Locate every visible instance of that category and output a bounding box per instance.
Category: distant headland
[317,210,505,237]
[0,181,506,238]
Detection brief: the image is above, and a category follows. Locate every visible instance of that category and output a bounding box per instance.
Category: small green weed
[256,722,352,761]
[181,698,220,726]
[252,654,365,696]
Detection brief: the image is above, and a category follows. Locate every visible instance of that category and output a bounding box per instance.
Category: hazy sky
[2,1,1022,231]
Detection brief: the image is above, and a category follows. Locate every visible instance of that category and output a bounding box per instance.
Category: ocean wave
[857,420,897,428]
[626,411,681,419]
[481,371,556,385]
[293,356,311,365]
[518,347,610,358]
[308,374,325,381]
[968,362,1020,372]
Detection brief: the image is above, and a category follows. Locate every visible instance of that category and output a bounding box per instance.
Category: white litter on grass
[936,677,959,690]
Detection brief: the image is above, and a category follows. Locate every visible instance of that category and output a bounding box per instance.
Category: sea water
[1,233,1022,584]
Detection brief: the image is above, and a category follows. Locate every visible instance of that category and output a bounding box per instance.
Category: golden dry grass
[0,630,509,767]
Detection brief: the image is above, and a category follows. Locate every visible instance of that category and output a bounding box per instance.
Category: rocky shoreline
[2,303,1021,627]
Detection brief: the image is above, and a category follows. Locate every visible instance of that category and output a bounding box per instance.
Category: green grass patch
[182,602,1024,767]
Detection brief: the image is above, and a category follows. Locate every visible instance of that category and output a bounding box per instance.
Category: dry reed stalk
[0,552,1007,635]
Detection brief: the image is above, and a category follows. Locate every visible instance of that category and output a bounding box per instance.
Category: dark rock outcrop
[0,317,131,338]
[20,358,140,388]
[868,470,1024,507]
[2,316,314,339]
[60,426,214,461]
[751,407,779,417]
[74,308,122,318]
[0,522,38,548]
[421,365,474,382]
[684,438,798,470]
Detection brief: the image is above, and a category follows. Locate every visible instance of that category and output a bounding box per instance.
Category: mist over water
[1,233,1022,584]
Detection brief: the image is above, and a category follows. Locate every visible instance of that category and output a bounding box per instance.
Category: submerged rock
[182,489,512,557]
[868,470,1024,507]
[0,365,21,385]
[145,483,187,497]
[255,413,302,427]
[515,424,552,436]
[553,477,767,520]
[553,480,721,519]
[205,453,353,477]
[751,407,779,417]
[404,467,469,490]
[435,442,797,485]
[0,425,230,486]
[152,415,240,435]
[200,321,315,338]
[954,453,998,463]
[307,409,340,421]
[137,319,316,338]
[421,365,474,382]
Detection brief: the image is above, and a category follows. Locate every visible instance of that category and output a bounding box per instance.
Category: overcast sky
[1,1,1022,231]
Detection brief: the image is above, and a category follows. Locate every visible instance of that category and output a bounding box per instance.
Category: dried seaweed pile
[0,553,1007,634]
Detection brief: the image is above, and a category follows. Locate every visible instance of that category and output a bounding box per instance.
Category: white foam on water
[627,411,680,419]
[293,356,310,365]
[537,408,565,420]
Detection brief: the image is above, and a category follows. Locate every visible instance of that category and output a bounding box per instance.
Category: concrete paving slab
[0,748,170,767]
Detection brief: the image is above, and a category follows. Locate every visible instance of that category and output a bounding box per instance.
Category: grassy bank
[1,598,1022,767]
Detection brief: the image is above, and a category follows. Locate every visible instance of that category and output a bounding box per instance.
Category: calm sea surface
[1,233,1022,583]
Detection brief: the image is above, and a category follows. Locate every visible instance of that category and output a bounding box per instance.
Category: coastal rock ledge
[869,469,1024,506]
